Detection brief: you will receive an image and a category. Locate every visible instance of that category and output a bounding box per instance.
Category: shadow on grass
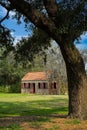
[0,98,68,117]
[0,98,68,127]
[0,115,51,127]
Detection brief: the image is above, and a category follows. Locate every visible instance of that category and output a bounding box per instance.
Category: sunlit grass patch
[0,94,68,117]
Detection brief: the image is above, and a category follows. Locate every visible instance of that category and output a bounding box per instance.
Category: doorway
[32,83,35,93]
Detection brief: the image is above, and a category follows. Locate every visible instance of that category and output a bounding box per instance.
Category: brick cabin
[21,72,58,94]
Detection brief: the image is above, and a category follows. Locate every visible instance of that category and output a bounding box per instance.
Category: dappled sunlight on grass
[0,94,68,117]
[0,94,87,130]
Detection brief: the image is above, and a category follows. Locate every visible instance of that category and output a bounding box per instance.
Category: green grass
[0,124,23,130]
[0,94,68,117]
[43,126,60,130]
[64,119,81,125]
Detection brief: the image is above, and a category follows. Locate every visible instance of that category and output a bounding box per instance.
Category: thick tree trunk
[58,39,87,119]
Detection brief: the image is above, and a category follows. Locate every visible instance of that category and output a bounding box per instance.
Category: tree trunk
[58,39,87,119]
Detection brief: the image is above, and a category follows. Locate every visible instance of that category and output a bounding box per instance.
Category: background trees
[0,50,21,93]
[0,39,68,94]
[45,43,67,94]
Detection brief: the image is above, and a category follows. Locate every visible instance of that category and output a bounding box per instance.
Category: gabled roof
[22,72,47,81]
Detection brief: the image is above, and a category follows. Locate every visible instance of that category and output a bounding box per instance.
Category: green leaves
[15,28,51,63]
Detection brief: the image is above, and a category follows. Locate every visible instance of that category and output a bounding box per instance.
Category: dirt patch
[21,118,87,130]
[0,115,87,130]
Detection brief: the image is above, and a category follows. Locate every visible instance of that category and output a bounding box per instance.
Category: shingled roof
[22,72,47,81]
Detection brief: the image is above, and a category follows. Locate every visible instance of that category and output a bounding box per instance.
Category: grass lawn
[0,94,68,117]
[0,94,87,130]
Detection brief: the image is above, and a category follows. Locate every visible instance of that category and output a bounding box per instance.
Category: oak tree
[0,0,87,119]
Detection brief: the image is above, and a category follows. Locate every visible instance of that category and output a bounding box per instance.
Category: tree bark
[58,38,87,119]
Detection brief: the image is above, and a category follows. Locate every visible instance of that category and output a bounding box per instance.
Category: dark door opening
[32,83,35,93]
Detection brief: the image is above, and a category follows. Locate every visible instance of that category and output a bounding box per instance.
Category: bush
[0,82,21,93]
[0,85,10,93]
[9,82,21,93]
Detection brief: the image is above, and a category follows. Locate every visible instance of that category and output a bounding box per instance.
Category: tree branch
[0,10,9,24]
[8,0,61,40]
[0,1,14,24]
[43,0,58,18]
